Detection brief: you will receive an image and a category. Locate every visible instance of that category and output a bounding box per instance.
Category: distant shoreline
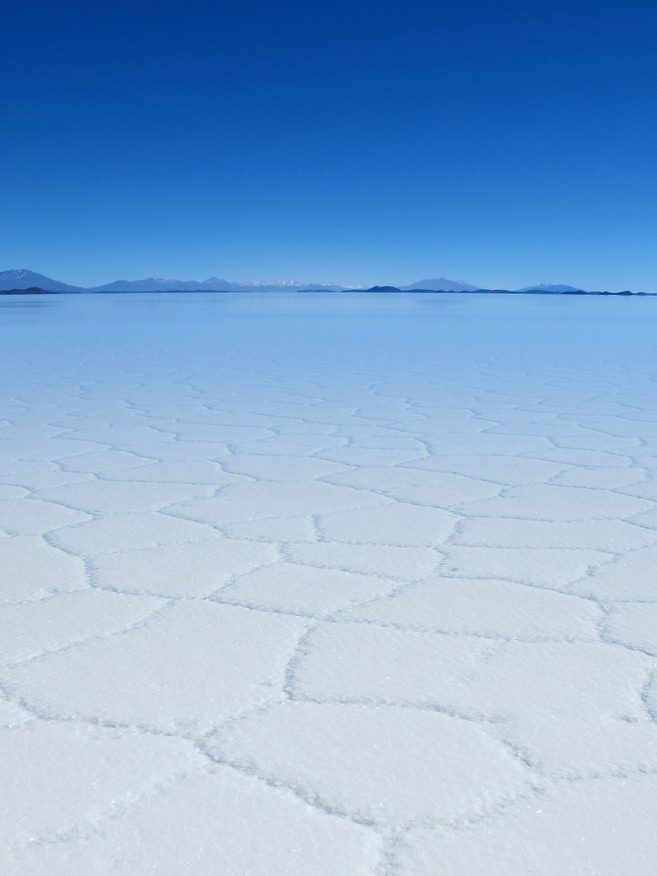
[0,288,56,295]
[1,287,655,297]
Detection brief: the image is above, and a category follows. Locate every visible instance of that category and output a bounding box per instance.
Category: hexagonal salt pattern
[2,291,657,875]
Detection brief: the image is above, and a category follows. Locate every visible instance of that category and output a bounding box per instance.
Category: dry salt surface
[2,291,657,875]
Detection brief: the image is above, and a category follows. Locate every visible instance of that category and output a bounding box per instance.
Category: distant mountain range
[0,270,345,294]
[0,269,85,293]
[402,278,480,292]
[0,269,650,295]
[94,277,346,293]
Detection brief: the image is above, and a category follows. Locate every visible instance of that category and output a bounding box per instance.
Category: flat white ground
[1,292,657,874]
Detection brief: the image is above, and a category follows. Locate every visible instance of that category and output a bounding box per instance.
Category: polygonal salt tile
[345,435,425,450]
[0,590,162,665]
[50,511,217,555]
[326,467,501,507]
[0,499,89,536]
[210,702,527,824]
[101,460,237,484]
[550,467,647,489]
[236,436,342,456]
[168,481,390,526]
[555,434,641,452]
[316,447,425,466]
[6,766,382,875]
[221,562,397,617]
[176,410,278,426]
[621,479,657,501]
[46,425,168,445]
[395,416,489,435]
[570,545,657,601]
[132,441,232,461]
[402,455,566,484]
[224,516,317,542]
[6,601,305,733]
[58,449,153,473]
[0,536,87,602]
[453,517,657,551]
[219,454,349,481]
[0,485,30,499]
[344,577,600,640]
[602,603,657,655]
[0,461,94,490]
[443,545,608,589]
[487,421,593,437]
[394,776,657,875]
[429,640,657,778]
[428,434,553,455]
[318,503,456,546]
[33,481,216,514]
[0,722,202,849]
[0,699,29,728]
[267,422,339,437]
[525,447,633,467]
[578,416,657,438]
[167,424,272,442]
[630,507,657,529]
[289,622,493,706]
[461,484,652,521]
[91,539,278,597]
[0,436,102,460]
[287,542,442,580]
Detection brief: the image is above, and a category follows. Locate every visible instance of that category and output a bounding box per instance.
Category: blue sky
[2,0,657,289]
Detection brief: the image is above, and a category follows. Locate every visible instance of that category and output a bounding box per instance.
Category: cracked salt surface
[1,291,657,874]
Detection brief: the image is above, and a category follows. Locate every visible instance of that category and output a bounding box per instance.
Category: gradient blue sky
[3,0,657,289]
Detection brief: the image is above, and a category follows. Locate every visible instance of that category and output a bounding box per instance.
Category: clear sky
[3,0,657,290]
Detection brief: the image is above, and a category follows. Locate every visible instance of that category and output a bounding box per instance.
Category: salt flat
[1,291,657,874]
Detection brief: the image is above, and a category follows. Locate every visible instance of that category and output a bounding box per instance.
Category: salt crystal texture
[1,291,657,874]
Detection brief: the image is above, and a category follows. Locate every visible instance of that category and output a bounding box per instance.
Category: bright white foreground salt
[1,291,657,874]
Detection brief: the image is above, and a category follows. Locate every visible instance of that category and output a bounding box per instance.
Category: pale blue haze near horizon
[3,291,657,370]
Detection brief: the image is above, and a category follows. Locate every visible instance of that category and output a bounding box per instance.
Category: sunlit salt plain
[2,291,657,874]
